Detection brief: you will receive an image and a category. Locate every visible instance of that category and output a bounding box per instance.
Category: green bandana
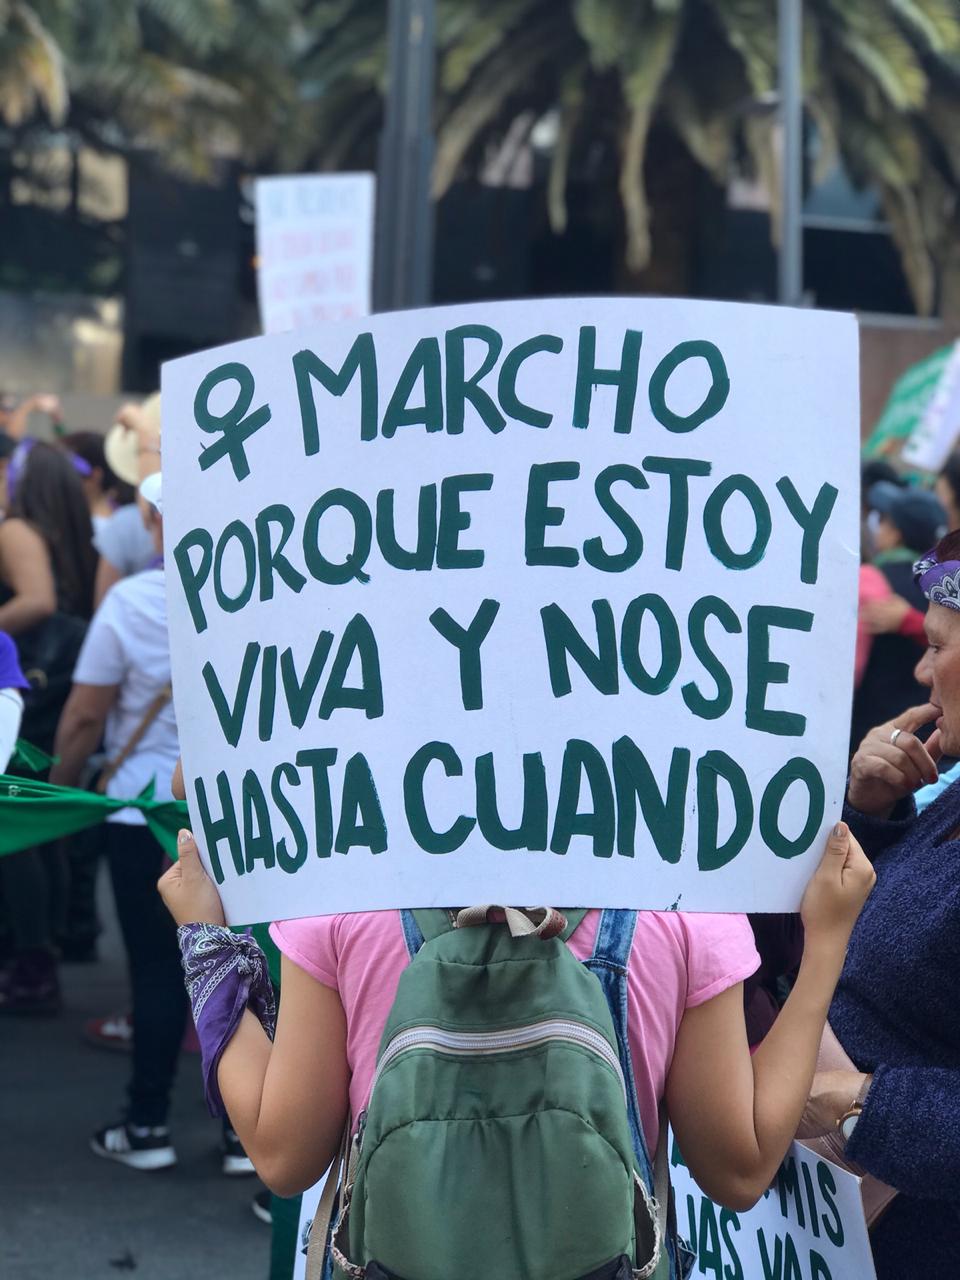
[0,772,281,961]
[10,738,57,774]
[0,774,189,858]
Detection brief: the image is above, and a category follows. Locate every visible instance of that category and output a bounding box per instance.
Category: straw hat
[104,393,161,486]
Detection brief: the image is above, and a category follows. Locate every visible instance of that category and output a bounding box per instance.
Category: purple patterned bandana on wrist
[913,549,960,613]
[178,923,276,1117]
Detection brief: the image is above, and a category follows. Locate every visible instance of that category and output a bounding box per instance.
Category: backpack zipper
[373,1020,626,1099]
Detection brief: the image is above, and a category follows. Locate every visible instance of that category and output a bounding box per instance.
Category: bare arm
[94,557,123,610]
[157,831,350,1196]
[667,949,844,1209]
[49,683,118,787]
[5,393,61,441]
[216,957,350,1195]
[0,519,56,635]
[666,825,875,1210]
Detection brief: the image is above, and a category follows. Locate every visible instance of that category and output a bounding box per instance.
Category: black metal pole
[778,0,803,306]
[374,0,436,311]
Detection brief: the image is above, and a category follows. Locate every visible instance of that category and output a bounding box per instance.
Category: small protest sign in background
[670,1135,877,1280]
[162,298,859,925]
[254,173,375,334]
[900,339,960,473]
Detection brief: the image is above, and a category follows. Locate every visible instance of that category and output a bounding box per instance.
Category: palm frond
[0,1,67,125]
[619,9,682,269]
[880,181,936,313]
[708,0,777,96]
[660,80,733,182]
[888,0,960,53]
[573,0,646,71]
[440,0,534,93]
[547,62,587,234]
[432,8,573,196]
[828,0,929,110]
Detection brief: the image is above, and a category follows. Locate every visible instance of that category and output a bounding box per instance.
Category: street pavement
[1,875,270,1280]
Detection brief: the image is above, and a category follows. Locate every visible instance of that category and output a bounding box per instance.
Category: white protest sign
[901,339,960,472]
[161,298,859,926]
[254,174,374,334]
[670,1135,877,1280]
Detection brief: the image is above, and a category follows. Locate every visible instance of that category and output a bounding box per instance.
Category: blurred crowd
[0,390,264,1206]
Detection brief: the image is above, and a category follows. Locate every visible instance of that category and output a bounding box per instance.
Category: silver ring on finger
[890,727,903,746]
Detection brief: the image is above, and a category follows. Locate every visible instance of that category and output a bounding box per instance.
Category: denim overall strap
[583,909,677,1280]
[400,909,425,959]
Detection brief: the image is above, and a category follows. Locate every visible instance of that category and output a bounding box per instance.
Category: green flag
[863,344,954,462]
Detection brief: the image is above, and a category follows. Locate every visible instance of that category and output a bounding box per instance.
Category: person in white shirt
[49,475,249,1175]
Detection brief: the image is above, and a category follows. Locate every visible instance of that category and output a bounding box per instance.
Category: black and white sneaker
[90,1121,177,1171]
[251,1187,272,1225]
[223,1127,255,1176]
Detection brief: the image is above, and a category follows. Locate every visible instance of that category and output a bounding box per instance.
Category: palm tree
[0,2,68,127]
[4,1,960,312]
[0,0,300,173]
[289,0,960,315]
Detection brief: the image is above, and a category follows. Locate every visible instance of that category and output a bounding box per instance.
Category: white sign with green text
[161,298,859,925]
[670,1135,877,1280]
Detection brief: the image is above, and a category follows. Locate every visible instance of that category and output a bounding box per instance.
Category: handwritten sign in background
[255,173,374,334]
[162,298,859,926]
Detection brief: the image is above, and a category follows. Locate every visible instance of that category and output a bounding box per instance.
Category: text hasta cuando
[176,319,842,885]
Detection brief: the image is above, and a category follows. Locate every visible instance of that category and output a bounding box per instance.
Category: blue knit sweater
[836,789,960,1278]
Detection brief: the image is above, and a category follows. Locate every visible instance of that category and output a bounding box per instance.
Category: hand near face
[847,703,942,818]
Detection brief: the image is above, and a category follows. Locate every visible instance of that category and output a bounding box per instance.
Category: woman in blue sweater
[812,529,960,1277]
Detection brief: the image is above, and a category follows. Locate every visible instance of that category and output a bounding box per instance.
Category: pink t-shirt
[269,910,759,1155]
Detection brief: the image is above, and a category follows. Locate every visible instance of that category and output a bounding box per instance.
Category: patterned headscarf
[914,547,960,612]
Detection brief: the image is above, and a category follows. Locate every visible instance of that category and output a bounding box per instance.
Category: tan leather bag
[796,1022,897,1227]
[95,683,173,794]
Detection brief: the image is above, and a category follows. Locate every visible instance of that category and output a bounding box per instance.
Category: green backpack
[312,906,673,1280]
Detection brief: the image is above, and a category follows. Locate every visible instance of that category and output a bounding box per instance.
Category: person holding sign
[158,817,874,1278]
[808,528,960,1278]
[157,296,868,1274]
